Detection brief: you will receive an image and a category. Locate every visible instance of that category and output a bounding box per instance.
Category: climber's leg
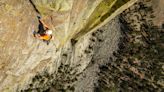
[47,40,50,45]
[38,23,45,35]
[42,39,49,45]
[33,31,37,37]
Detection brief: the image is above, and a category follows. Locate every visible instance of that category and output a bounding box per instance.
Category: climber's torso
[38,34,52,41]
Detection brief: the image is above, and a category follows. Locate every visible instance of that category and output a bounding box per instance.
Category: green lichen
[73,0,132,40]
[33,0,72,15]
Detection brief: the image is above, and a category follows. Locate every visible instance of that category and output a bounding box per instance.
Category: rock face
[0,0,39,91]
[0,0,136,91]
[0,0,163,92]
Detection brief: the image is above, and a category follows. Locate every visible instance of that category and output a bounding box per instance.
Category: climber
[33,16,53,45]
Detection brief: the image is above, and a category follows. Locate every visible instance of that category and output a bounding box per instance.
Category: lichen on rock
[0,0,163,92]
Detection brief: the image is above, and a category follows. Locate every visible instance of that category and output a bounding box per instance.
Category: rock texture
[0,0,163,92]
[0,0,136,91]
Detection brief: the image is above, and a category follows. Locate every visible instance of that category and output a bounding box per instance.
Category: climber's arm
[39,19,50,29]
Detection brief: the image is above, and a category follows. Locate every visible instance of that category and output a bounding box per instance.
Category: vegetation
[97,1,164,92]
[20,63,80,92]
[20,1,164,92]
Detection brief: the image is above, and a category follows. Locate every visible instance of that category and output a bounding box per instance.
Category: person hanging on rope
[33,16,53,45]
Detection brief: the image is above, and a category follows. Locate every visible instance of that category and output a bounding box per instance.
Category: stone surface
[0,0,135,91]
[0,0,163,92]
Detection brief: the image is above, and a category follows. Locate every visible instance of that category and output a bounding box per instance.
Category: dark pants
[37,21,46,35]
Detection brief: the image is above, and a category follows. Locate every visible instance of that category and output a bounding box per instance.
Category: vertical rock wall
[0,0,136,92]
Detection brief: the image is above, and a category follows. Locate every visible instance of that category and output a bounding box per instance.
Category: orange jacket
[38,34,52,41]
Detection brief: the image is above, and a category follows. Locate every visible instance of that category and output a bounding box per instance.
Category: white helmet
[46,30,52,35]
